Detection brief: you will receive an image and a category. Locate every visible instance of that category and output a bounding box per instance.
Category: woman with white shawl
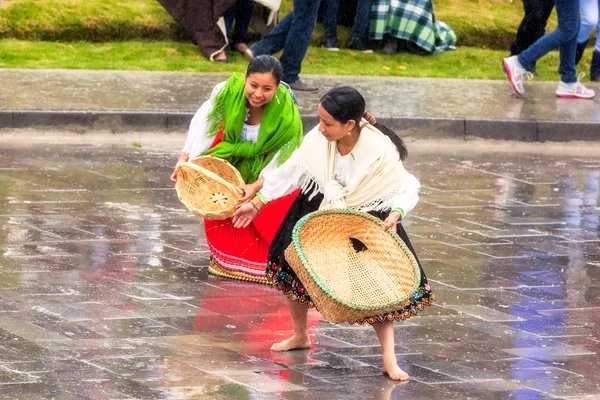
[233,86,433,381]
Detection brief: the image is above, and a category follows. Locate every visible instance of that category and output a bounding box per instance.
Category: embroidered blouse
[260,149,420,216]
[181,81,282,176]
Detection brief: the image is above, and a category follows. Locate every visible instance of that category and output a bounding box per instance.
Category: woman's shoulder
[210,81,228,98]
[209,73,246,100]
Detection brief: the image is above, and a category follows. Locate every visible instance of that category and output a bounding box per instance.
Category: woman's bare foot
[214,51,228,63]
[270,335,311,352]
[382,355,409,381]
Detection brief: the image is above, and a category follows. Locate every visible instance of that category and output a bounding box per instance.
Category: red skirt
[206,189,298,284]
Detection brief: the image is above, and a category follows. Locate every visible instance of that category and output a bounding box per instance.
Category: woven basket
[175,156,244,220]
[284,209,421,323]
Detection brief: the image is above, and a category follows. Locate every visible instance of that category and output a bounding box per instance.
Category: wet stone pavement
[0,140,599,400]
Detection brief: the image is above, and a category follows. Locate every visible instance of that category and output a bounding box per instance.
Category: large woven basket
[284,209,421,323]
[175,156,244,220]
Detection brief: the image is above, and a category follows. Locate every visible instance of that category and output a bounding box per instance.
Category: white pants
[579,0,600,51]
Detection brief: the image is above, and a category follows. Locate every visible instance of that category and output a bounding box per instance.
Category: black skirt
[266,191,434,325]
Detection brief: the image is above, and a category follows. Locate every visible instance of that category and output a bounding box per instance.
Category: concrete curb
[1,110,598,142]
[0,110,190,132]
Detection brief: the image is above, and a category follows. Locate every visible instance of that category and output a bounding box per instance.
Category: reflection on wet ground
[0,142,598,399]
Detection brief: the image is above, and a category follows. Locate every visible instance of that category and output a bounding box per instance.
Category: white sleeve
[182,82,226,159]
[259,151,305,201]
[260,150,282,176]
[392,172,421,216]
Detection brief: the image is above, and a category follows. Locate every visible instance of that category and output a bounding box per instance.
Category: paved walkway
[1,69,600,141]
[0,139,598,399]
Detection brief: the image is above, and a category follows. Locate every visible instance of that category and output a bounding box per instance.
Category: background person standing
[250,0,321,92]
[321,0,373,52]
[574,0,600,81]
[503,0,595,99]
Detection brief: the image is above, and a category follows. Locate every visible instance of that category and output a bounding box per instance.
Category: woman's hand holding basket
[170,152,190,183]
[382,210,402,231]
[236,177,264,206]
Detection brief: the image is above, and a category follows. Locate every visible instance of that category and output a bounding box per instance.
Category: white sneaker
[503,55,529,95]
[556,73,596,99]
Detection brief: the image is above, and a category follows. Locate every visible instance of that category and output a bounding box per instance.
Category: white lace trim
[291,159,405,212]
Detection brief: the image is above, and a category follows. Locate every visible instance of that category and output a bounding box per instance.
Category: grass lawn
[0,0,578,80]
[0,0,548,47]
[0,0,180,41]
[0,39,574,81]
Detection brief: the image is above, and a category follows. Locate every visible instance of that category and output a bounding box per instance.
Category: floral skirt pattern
[266,191,434,325]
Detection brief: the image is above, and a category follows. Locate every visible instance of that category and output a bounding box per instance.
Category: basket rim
[180,155,244,184]
[290,208,422,311]
[175,156,244,218]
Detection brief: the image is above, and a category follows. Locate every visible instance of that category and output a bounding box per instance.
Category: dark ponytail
[374,122,408,161]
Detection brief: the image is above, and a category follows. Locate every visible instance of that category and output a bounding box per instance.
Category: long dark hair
[245,55,283,85]
[374,122,408,161]
[320,86,408,160]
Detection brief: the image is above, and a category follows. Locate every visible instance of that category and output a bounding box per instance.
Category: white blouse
[241,123,261,142]
[181,81,282,178]
[260,149,421,216]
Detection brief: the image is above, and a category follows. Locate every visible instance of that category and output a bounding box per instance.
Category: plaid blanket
[370,0,456,53]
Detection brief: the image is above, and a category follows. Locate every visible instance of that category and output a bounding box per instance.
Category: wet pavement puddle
[0,142,598,399]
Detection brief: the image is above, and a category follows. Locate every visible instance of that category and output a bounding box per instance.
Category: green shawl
[204,73,303,183]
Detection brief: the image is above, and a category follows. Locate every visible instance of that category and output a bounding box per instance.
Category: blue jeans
[323,0,372,41]
[509,0,555,57]
[517,0,580,83]
[578,0,600,51]
[250,0,320,83]
[224,0,255,45]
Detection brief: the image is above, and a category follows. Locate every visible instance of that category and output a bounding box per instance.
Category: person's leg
[224,5,235,37]
[575,0,596,64]
[556,0,581,83]
[591,50,600,80]
[322,0,341,45]
[382,34,398,55]
[510,0,554,56]
[530,0,557,72]
[347,0,373,51]
[579,0,598,44]
[372,321,409,381]
[517,0,579,75]
[280,0,321,84]
[595,1,600,53]
[270,298,311,351]
[591,3,600,80]
[555,0,595,97]
[251,12,294,56]
[351,0,372,41]
[231,0,254,45]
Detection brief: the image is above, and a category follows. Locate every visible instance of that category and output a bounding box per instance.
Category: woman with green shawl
[170,56,303,283]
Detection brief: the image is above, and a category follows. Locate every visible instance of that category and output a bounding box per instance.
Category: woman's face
[244,72,278,108]
[317,104,355,141]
